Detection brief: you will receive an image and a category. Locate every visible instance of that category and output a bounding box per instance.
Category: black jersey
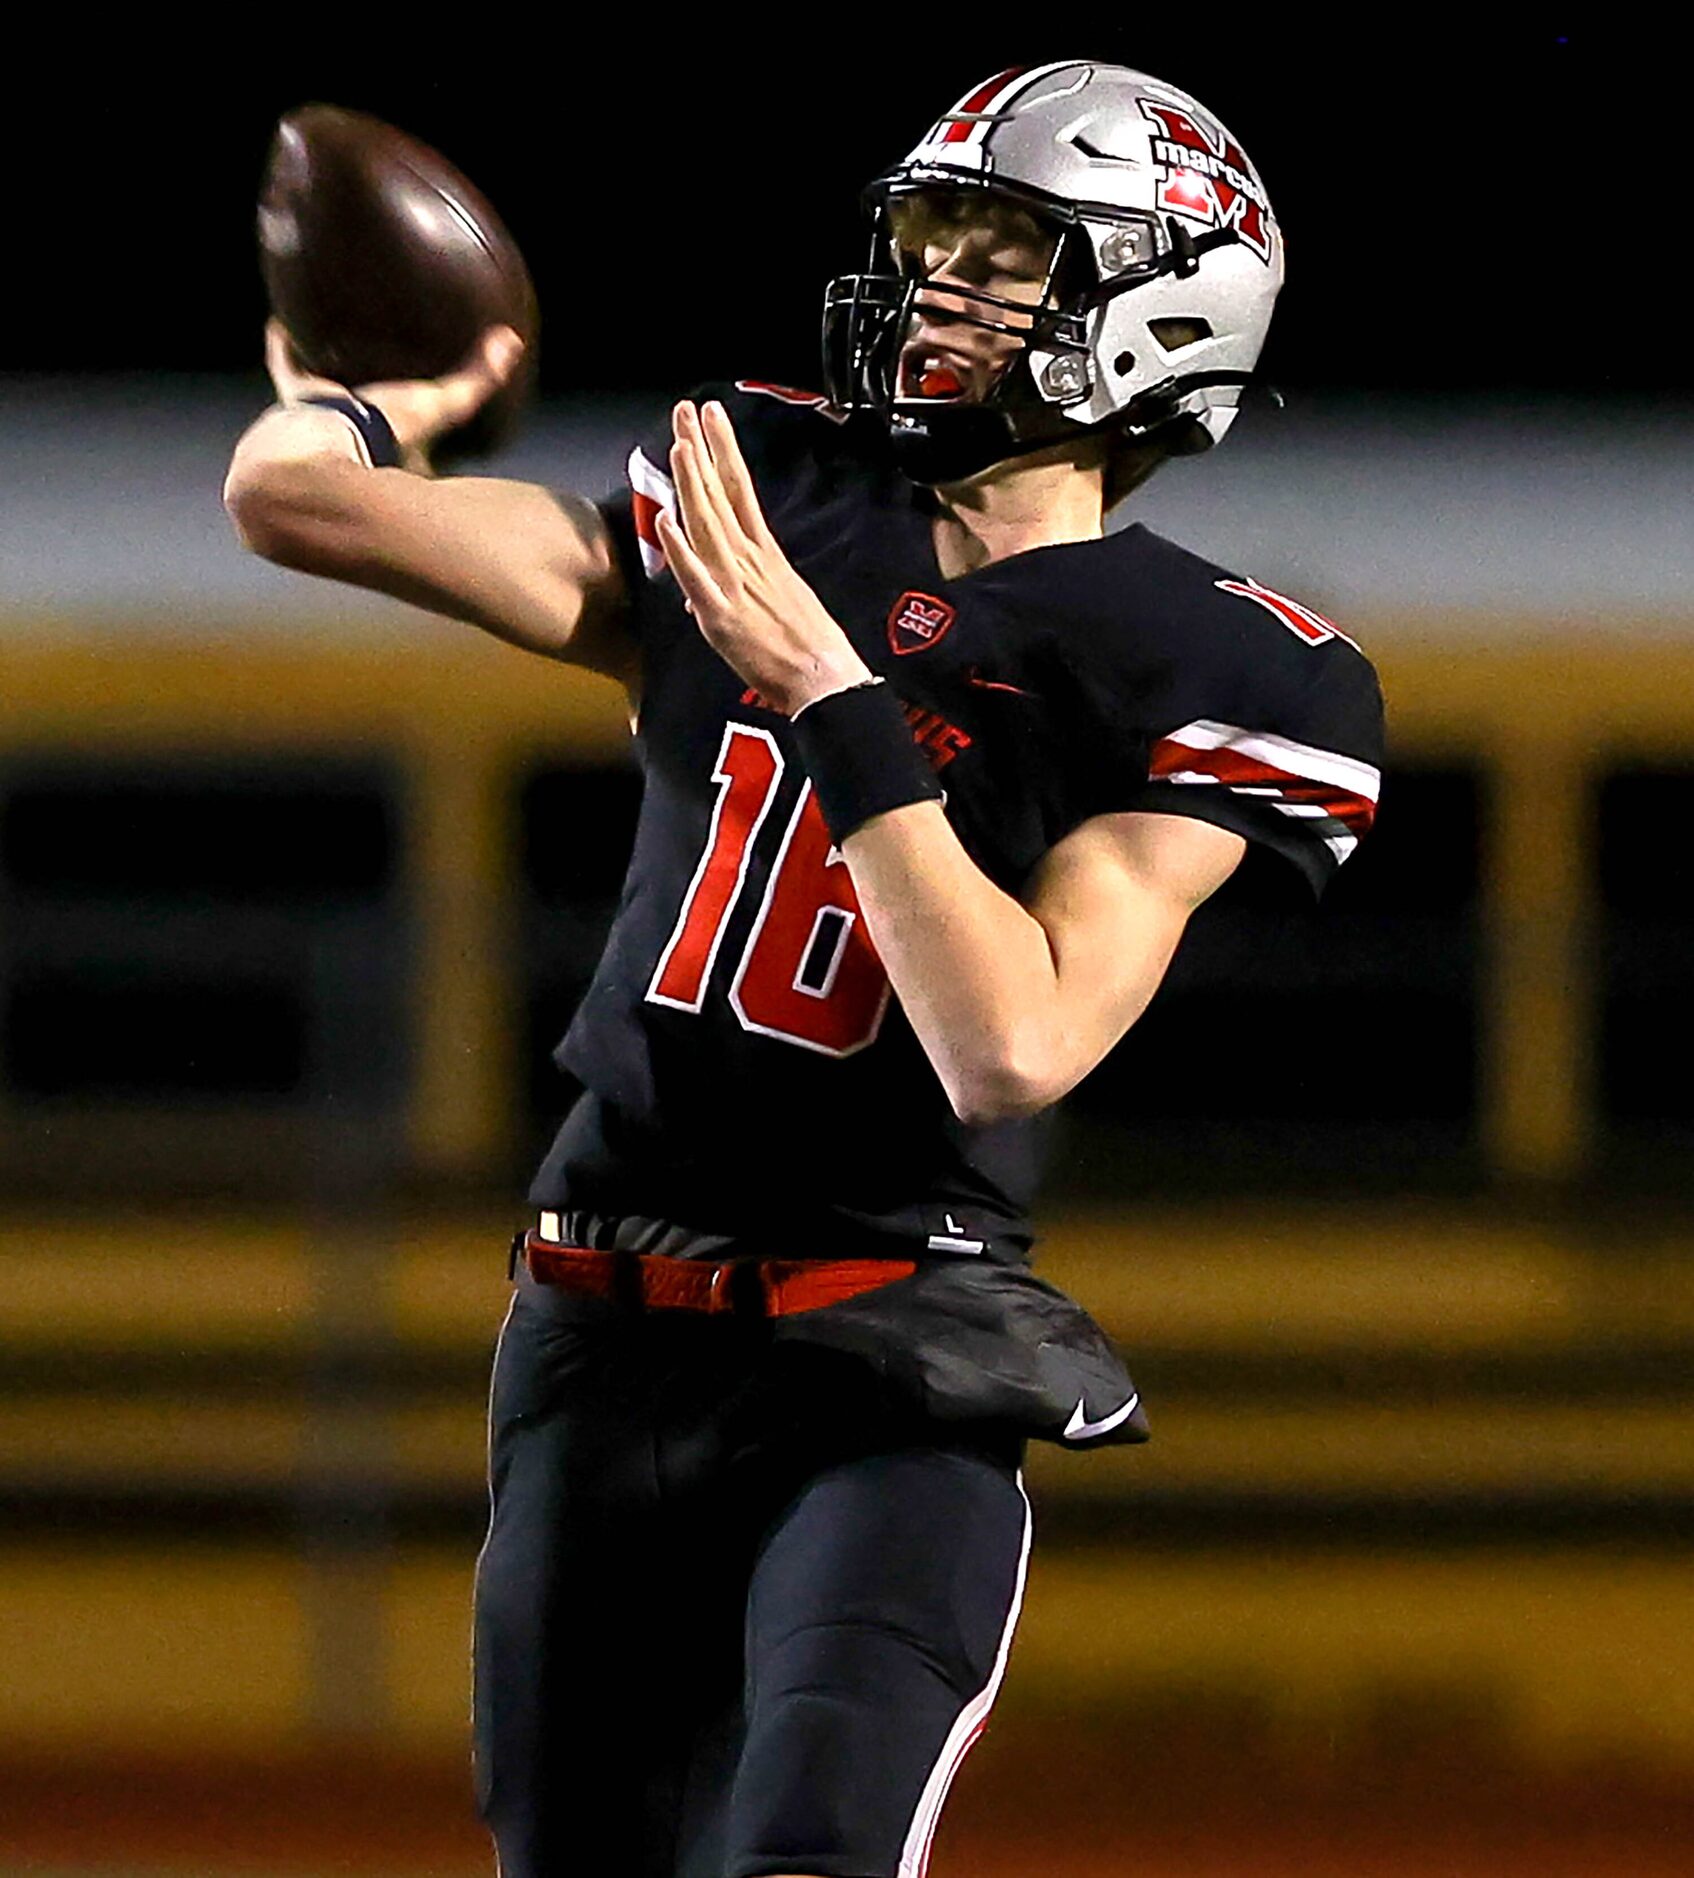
[530,381,1384,1264]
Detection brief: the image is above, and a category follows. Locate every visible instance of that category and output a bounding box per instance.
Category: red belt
[520,1229,916,1319]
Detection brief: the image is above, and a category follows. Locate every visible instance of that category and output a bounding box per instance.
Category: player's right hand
[264,319,525,471]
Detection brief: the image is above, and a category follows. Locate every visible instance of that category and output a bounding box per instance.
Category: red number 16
[646,723,892,1056]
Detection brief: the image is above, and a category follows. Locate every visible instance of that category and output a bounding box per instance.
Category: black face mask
[821,272,1093,486]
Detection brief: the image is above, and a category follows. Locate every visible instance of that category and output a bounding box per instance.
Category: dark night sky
[5,28,1673,397]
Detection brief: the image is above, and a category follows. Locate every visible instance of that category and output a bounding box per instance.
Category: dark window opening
[1055,765,1483,1196]
[1598,770,1694,1172]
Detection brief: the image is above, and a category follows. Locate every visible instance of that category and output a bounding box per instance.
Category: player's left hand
[658,400,874,716]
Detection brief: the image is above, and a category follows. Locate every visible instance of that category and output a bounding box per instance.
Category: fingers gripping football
[657,401,871,716]
[265,317,525,471]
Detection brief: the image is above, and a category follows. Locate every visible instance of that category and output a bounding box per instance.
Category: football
[258,104,539,458]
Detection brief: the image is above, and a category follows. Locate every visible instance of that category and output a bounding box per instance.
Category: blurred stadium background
[5,32,1693,1877]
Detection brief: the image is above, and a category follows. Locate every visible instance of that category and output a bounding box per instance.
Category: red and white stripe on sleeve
[1148,719,1381,865]
[628,446,675,580]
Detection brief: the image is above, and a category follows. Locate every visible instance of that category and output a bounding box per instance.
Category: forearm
[224,405,397,576]
[224,410,632,672]
[842,804,1051,1122]
[840,804,1171,1124]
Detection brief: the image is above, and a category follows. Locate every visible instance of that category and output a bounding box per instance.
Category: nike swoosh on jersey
[965,667,1037,699]
[1062,1391,1141,1442]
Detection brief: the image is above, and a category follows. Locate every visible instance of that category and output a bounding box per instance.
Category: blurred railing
[5,1203,1694,1766]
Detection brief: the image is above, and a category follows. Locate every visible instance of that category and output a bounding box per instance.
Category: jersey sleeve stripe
[1154,748,1377,833]
[1150,720,1379,863]
[1271,799,1361,864]
[628,446,675,579]
[1156,765,1373,848]
[1152,718,1382,802]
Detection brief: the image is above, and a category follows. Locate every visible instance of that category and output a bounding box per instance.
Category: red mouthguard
[917,365,964,399]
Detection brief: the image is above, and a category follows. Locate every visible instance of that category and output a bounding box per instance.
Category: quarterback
[226,60,1382,1878]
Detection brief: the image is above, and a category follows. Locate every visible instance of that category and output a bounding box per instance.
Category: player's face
[888,189,1058,403]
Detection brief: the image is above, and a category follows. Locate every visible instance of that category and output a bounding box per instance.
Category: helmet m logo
[1138,101,1272,263]
[888,591,957,656]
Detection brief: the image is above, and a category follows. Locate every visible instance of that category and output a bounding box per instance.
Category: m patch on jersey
[888,591,957,656]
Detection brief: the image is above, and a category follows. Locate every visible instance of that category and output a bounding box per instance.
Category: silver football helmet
[822,61,1285,485]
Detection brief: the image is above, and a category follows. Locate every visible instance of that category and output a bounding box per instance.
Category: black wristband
[791,679,943,844]
[297,393,402,469]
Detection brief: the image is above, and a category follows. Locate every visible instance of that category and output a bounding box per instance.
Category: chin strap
[887,403,1026,486]
[891,362,1263,486]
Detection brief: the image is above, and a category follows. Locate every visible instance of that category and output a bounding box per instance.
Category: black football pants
[472,1265,1031,1878]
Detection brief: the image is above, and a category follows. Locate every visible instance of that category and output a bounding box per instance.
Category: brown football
[258,104,539,458]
